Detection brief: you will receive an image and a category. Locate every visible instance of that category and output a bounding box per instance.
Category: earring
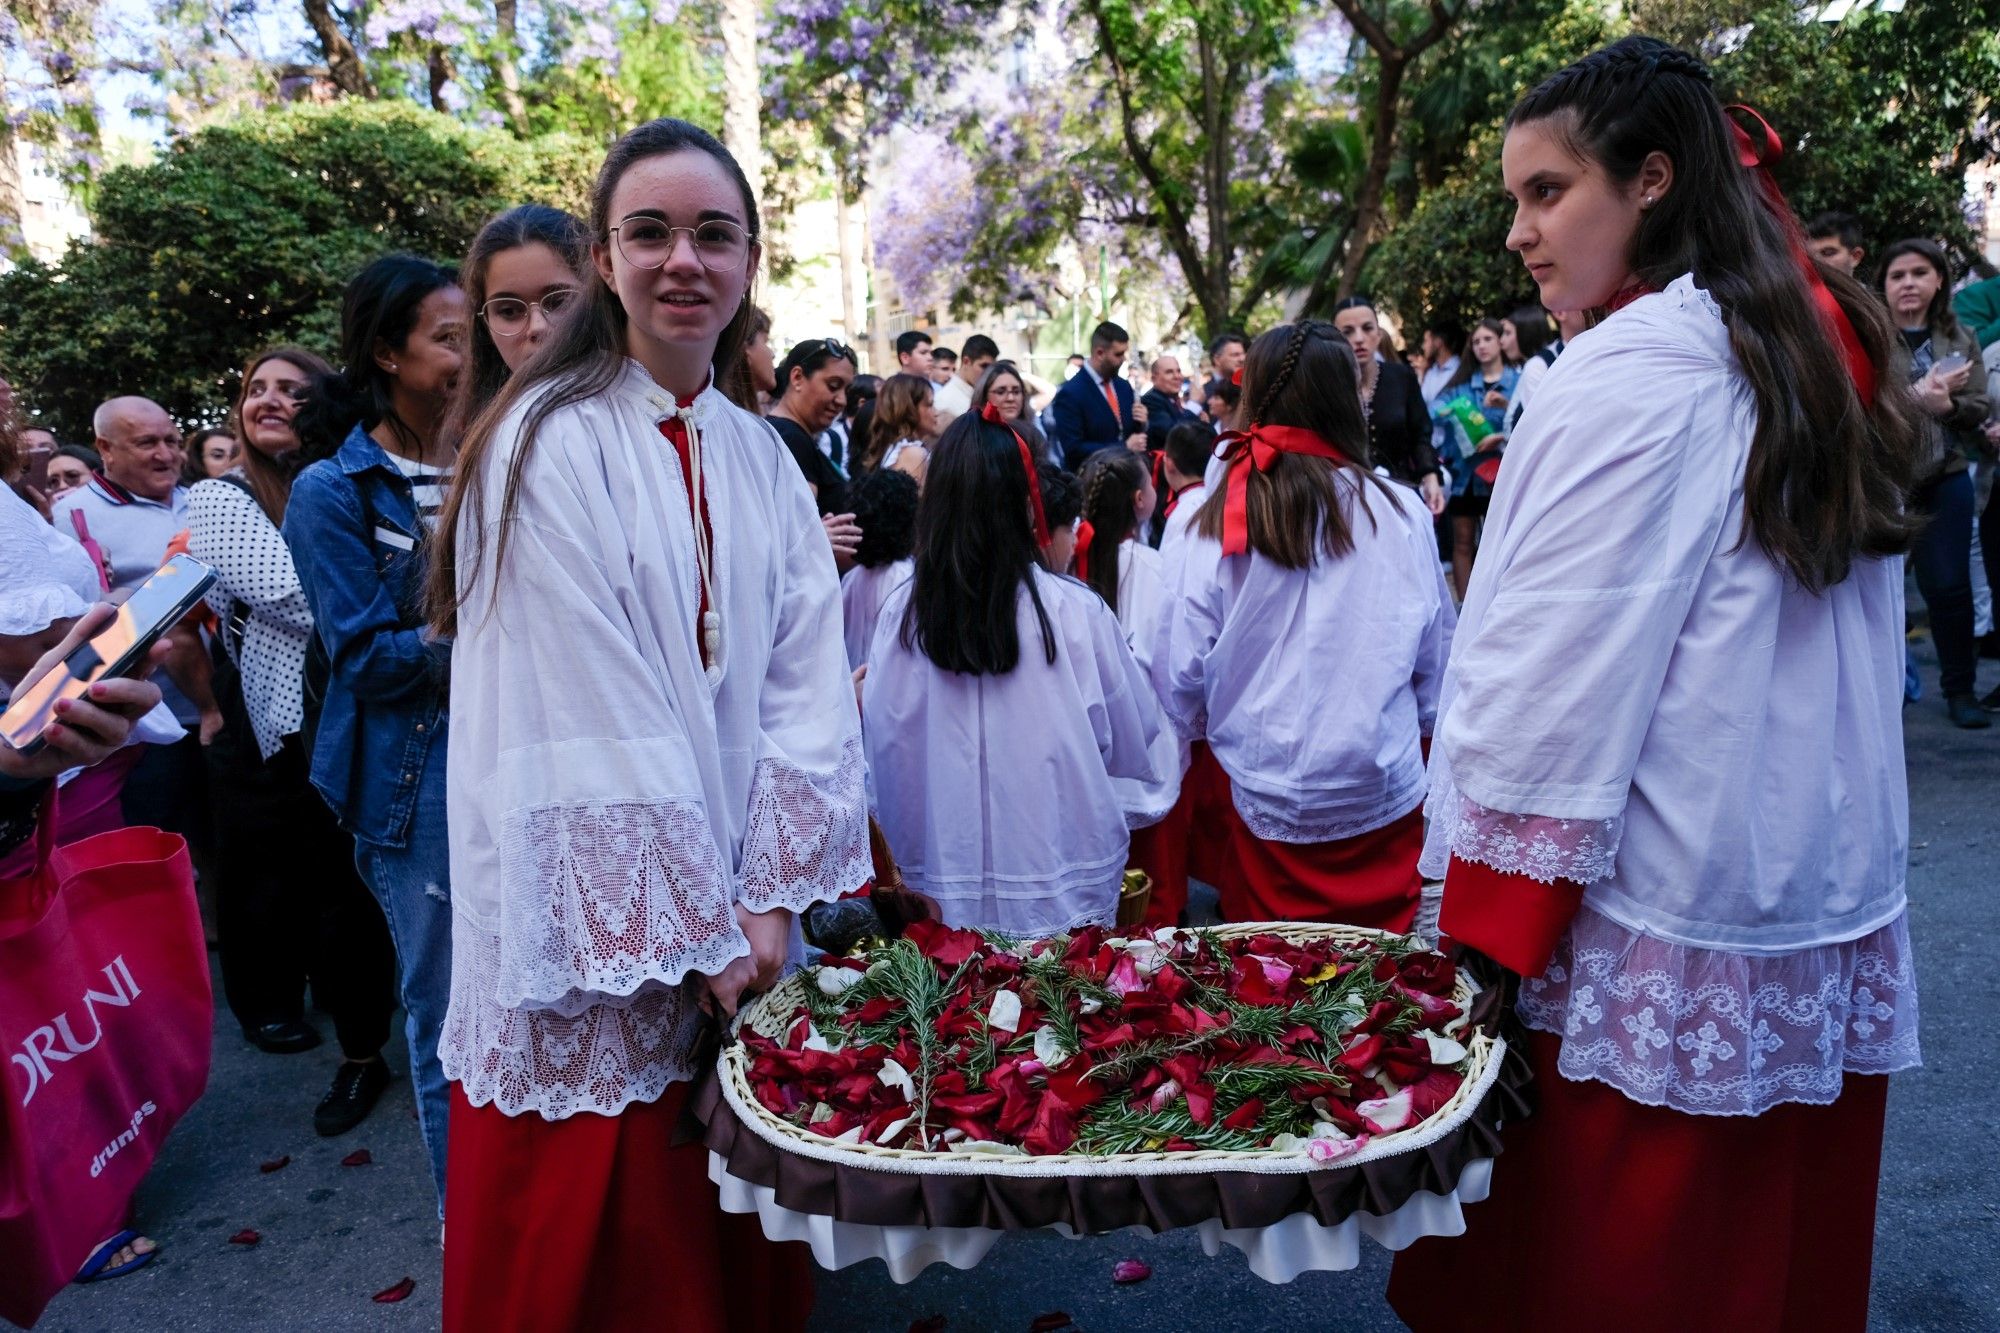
[1643,195,1656,208]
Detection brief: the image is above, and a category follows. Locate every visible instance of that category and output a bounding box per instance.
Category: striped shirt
[384,449,450,532]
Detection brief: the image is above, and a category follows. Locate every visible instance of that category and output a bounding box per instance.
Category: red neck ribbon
[1726,105,1876,410]
[1214,424,1349,557]
[1074,519,1097,578]
[980,402,1050,548]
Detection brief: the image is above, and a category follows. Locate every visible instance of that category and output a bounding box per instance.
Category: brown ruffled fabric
[687,967,1535,1236]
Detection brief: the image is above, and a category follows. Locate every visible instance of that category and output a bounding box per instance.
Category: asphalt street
[36,649,1999,1333]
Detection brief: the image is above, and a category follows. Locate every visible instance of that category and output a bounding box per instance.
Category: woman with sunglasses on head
[427,119,868,1331]
[769,338,865,566]
[1388,38,1922,1332]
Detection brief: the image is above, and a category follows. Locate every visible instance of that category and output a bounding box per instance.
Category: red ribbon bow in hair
[1725,104,1877,411]
[981,402,1051,548]
[1214,424,1350,557]
[1073,519,1096,578]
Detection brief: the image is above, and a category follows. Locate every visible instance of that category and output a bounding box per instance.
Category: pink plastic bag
[0,803,211,1326]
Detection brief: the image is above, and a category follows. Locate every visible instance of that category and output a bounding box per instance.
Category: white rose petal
[1152,927,1182,947]
[1269,1132,1310,1154]
[832,1125,864,1145]
[1033,1026,1073,1069]
[816,967,864,997]
[876,1115,912,1145]
[1423,1032,1468,1065]
[809,1102,835,1125]
[988,989,1024,1034]
[1357,1087,1415,1134]
[949,1139,1031,1157]
[802,1024,833,1053]
[877,1057,916,1101]
[1079,996,1105,1016]
[1310,1120,1351,1141]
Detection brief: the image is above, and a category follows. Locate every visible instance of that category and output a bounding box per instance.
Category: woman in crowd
[1155,321,1452,934]
[1434,317,1520,597]
[187,345,400,1137]
[451,204,588,444]
[426,118,869,1331]
[1389,38,1921,1331]
[182,427,240,484]
[1878,236,1992,728]
[767,338,857,515]
[861,371,939,485]
[969,359,1051,464]
[1505,306,1588,433]
[1332,296,1446,514]
[838,466,918,671]
[739,305,779,412]
[46,444,98,501]
[865,413,1166,936]
[285,254,463,1213]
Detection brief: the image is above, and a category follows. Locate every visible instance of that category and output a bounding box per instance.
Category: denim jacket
[282,425,450,847]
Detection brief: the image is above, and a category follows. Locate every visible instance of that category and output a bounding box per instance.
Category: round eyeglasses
[610,217,756,273]
[480,289,580,338]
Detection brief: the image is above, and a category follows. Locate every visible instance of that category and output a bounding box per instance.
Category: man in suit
[1051,321,1147,470]
[1140,354,1199,452]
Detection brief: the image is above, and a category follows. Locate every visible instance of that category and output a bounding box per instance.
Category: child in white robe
[864,412,1168,936]
[836,467,917,671]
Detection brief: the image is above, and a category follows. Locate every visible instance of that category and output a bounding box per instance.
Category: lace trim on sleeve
[1518,904,1919,1117]
[1423,785,1622,885]
[495,798,749,1017]
[735,732,873,913]
[441,913,707,1120]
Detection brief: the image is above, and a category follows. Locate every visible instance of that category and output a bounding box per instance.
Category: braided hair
[1077,449,1149,613]
[1507,35,1919,591]
[1192,320,1387,569]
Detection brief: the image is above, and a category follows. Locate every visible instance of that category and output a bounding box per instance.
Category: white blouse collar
[619,358,727,428]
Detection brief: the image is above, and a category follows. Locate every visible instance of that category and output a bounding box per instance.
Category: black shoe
[1982,684,2000,713]
[1946,693,1991,730]
[243,1020,321,1055]
[314,1059,392,1137]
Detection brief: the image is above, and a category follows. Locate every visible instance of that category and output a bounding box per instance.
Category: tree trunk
[428,47,452,111]
[302,0,375,98]
[1196,31,1232,336]
[860,186,891,376]
[836,183,860,346]
[1336,53,1406,297]
[721,0,761,185]
[490,0,529,135]
[0,67,27,261]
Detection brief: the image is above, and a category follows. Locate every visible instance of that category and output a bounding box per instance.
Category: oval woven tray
[721,922,1503,1177]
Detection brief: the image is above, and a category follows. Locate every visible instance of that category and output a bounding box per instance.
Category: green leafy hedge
[0,101,597,441]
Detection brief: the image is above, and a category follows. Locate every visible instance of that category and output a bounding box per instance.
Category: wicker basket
[721,923,1502,1176]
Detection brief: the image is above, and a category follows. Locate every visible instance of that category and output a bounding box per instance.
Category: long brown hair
[1077,449,1148,612]
[862,373,933,471]
[232,345,335,527]
[1193,321,1388,569]
[428,119,763,637]
[1509,36,1920,591]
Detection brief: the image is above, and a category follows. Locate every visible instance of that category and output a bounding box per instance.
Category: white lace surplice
[863,568,1167,937]
[1154,472,1453,843]
[1422,276,1918,1116]
[442,365,871,1121]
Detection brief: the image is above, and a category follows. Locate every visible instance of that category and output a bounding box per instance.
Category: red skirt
[443,1082,814,1333]
[1388,1030,1889,1333]
[1216,798,1423,933]
[1130,741,1238,927]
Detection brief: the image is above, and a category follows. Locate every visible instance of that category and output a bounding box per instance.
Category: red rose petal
[341,1149,373,1167]
[1112,1258,1152,1284]
[1030,1314,1075,1332]
[909,1318,948,1333]
[372,1277,417,1304]
[258,1155,290,1174]
[228,1229,261,1246]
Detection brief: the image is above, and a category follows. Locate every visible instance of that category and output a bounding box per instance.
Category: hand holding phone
[1,555,214,757]
[0,607,169,782]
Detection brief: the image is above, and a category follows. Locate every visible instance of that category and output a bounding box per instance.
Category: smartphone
[0,555,216,755]
[1934,352,1971,375]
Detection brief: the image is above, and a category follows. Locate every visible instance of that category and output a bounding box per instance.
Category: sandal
[75,1229,158,1283]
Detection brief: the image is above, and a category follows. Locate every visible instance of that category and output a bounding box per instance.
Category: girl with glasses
[447,205,589,447]
[426,119,868,1332]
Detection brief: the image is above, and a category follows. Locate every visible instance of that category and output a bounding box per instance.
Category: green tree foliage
[0,100,594,441]
[1367,0,2000,330]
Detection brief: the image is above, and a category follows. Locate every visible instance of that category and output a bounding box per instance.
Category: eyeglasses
[481,289,581,337]
[610,217,757,273]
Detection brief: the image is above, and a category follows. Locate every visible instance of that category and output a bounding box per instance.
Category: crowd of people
[0,30,1969,1333]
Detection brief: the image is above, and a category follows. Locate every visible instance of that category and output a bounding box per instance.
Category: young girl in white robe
[864,411,1167,937]
[836,466,917,671]
[426,119,870,1333]
[1387,38,1923,1333]
[1154,320,1454,934]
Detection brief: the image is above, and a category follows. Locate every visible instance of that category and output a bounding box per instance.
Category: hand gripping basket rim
[718,922,1509,1180]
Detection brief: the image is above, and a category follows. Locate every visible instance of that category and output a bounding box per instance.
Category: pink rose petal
[1111,1258,1152,1284]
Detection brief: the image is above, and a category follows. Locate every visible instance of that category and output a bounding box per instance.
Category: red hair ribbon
[1214,424,1349,557]
[1230,367,1243,386]
[981,402,1050,547]
[1724,104,1877,411]
[1073,519,1096,578]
